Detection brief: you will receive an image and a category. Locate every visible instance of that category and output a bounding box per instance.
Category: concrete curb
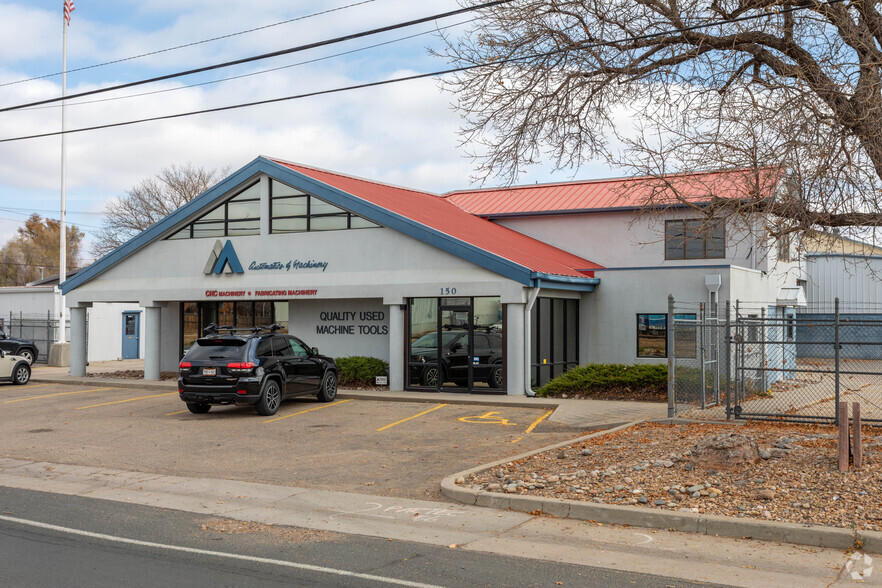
[30,375,176,392]
[441,420,882,553]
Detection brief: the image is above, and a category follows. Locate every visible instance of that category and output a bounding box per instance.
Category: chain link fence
[0,311,70,364]
[669,298,882,425]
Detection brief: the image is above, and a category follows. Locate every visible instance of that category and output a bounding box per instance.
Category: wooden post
[853,402,863,470]
[839,401,850,472]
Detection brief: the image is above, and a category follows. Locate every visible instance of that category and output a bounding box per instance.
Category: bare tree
[438,0,882,246]
[91,164,229,258]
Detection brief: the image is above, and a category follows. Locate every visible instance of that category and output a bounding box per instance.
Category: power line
[0,0,378,89]
[0,0,512,113]
[23,18,475,112]
[0,0,848,145]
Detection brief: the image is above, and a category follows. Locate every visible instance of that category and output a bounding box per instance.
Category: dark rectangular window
[637,314,667,358]
[665,219,725,260]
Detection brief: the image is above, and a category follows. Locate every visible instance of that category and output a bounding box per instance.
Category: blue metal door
[121,312,140,359]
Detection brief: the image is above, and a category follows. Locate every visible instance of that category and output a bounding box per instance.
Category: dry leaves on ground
[463,421,882,530]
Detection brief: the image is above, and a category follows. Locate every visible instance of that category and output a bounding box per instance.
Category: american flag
[64,0,75,25]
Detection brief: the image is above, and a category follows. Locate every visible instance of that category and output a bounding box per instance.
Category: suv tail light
[179,361,192,372]
[227,361,255,375]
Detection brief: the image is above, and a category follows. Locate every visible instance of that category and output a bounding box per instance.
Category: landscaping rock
[690,433,761,472]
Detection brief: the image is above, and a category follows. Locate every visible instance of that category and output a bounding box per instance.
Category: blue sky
[0,0,619,264]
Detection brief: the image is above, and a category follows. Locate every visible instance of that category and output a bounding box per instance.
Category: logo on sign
[203,240,244,275]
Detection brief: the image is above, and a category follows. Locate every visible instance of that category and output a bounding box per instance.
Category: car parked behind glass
[178,324,337,416]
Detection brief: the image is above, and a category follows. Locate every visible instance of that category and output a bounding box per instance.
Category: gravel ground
[461,421,882,531]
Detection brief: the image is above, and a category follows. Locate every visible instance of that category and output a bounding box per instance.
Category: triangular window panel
[270,179,378,233]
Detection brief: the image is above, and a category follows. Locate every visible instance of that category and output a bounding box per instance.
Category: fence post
[760,307,767,394]
[667,294,675,418]
[19,310,22,338]
[725,300,732,420]
[699,302,706,410]
[46,310,51,363]
[834,297,840,425]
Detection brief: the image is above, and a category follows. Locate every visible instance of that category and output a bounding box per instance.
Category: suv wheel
[487,365,503,388]
[421,366,440,387]
[18,349,34,364]
[256,379,282,416]
[12,363,30,385]
[317,371,337,402]
[186,402,210,414]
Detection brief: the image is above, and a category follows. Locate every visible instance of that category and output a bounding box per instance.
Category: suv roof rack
[203,323,285,335]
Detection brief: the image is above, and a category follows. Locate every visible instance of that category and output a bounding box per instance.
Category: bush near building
[536,364,667,402]
[335,356,389,387]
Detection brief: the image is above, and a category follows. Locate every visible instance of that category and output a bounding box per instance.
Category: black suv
[410,329,503,388]
[0,331,38,364]
[178,324,337,416]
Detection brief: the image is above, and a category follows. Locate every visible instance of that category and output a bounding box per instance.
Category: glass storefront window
[530,297,579,387]
[407,296,504,393]
[178,301,287,358]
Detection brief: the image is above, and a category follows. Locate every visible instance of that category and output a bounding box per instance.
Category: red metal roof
[271,159,603,278]
[444,167,786,216]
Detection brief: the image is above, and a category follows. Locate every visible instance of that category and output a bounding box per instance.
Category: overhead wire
[22,18,477,112]
[0,0,849,144]
[0,0,513,113]
[0,0,378,89]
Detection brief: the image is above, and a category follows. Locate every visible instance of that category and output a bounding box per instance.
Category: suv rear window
[185,338,248,361]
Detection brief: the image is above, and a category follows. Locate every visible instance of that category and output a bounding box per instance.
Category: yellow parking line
[76,392,177,410]
[524,410,553,434]
[263,399,352,423]
[376,404,447,432]
[510,410,553,443]
[13,383,58,391]
[165,409,189,416]
[4,386,118,404]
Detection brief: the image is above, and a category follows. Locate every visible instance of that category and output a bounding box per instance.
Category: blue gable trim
[530,272,600,292]
[61,158,267,294]
[261,160,536,285]
[64,156,591,293]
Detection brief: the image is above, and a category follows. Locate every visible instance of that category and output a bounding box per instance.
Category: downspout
[524,286,541,397]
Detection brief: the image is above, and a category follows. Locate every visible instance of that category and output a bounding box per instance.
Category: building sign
[316,310,389,335]
[204,240,244,275]
[249,259,328,272]
[204,289,317,298]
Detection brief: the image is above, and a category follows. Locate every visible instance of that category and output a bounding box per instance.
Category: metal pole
[700,303,706,409]
[667,294,675,418]
[761,306,767,394]
[57,6,69,344]
[834,297,841,425]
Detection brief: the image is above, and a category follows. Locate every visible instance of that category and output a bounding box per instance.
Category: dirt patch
[462,421,882,531]
[201,519,335,542]
[86,369,178,381]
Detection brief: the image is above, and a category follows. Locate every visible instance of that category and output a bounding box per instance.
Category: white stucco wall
[87,303,146,361]
[288,298,390,361]
[0,287,57,319]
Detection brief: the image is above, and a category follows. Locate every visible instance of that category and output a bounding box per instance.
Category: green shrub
[536,363,667,397]
[335,356,389,387]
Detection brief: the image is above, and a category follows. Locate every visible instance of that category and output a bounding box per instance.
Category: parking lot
[0,382,586,501]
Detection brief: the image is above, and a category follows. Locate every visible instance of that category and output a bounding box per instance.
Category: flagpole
[58,5,68,344]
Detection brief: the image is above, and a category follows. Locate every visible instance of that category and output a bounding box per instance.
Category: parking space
[0,382,584,501]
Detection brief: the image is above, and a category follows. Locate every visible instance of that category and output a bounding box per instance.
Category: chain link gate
[669,297,882,425]
[0,311,70,364]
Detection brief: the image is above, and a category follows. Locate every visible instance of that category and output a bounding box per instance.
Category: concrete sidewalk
[30,359,669,429]
[0,456,871,587]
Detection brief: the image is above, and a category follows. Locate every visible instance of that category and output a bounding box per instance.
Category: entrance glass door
[407,297,504,394]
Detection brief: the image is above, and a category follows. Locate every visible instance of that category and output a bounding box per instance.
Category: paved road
[0,486,716,588]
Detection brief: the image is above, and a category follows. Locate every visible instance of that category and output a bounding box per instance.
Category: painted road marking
[76,392,177,410]
[165,409,189,416]
[11,383,58,391]
[4,387,119,404]
[510,410,554,443]
[263,399,352,423]
[0,514,443,588]
[458,411,516,426]
[376,404,447,432]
